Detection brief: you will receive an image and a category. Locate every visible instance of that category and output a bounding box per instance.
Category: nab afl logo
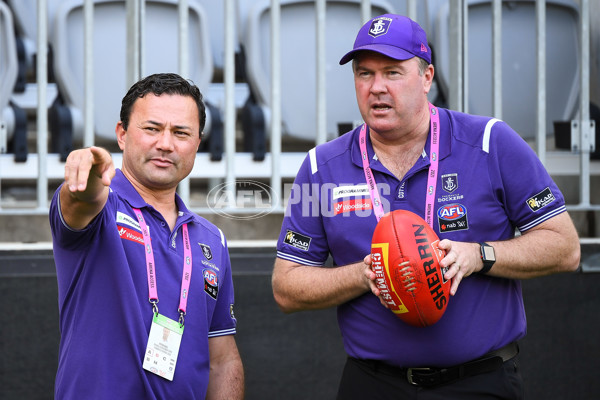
[437,203,469,233]
[203,268,218,300]
[204,269,217,285]
[368,17,392,37]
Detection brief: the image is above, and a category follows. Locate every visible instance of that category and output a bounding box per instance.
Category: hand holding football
[371,210,450,327]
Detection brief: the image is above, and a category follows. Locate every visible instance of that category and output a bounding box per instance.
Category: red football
[371,210,450,327]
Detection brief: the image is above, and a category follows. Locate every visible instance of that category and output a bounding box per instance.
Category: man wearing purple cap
[273,14,580,399]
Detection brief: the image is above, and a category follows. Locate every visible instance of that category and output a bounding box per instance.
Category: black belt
[354,342,519,388]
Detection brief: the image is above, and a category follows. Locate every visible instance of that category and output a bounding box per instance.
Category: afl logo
[437,203,469,233]
[437,204,466,220]
[203,269,218,286]
[203,268,219,300]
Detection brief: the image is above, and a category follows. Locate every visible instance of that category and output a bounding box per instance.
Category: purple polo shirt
[277,107,566,368]
[50,169,237,399]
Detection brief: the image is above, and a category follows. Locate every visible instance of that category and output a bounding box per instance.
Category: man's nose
[156,130,175,151]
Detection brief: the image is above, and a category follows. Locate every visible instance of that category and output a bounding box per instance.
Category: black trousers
[336,356,524,400]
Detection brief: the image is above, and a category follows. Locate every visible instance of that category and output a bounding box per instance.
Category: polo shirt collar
[111,169,195,223]
[111,169,147,209]
[350,108,452,171]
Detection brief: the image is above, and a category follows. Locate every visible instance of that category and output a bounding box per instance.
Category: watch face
[482,246,495,261]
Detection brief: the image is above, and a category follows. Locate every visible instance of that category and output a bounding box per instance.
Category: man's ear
[115,122,126,151]
[423,64,435,95]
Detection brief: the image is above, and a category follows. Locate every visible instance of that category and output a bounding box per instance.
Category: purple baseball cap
[339,14,431,65]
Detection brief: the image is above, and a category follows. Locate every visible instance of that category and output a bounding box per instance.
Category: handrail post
[36,0,48,211]
[576,0,593,207]
[316,0,326,145]
[83,0,95,148]
[225,0,236,206]
[536,0,546,164]
[177,0,190,204]
[270,0,282,209]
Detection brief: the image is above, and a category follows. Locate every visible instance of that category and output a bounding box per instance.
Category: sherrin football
[371,210,450,327]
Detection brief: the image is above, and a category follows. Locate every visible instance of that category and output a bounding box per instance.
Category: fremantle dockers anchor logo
[369,17,392,37]
[442,173,458,193]
[199,243,213,260]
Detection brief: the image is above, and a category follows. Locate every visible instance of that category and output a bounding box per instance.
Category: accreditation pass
[143,313,184,381]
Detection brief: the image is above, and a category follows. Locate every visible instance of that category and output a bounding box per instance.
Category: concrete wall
[1,245,600,400]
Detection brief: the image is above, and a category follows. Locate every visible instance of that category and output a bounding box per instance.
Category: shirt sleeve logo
[526,187,556,212]
[284,230,311,251]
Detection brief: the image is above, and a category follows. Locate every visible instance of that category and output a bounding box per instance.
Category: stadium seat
[193,0,250,125]
[5,0,61,71]
[194,0,239,76]
[49,0,222,160]
[431,0,580,139]
[5,0,60,109]
[0,1,28,161]
[240,0,396,159]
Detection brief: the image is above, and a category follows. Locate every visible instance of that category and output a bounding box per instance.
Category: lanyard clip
[149,299,159,315]
[178,310,186,327]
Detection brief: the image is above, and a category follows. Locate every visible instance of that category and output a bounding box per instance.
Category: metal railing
[0,0,597,217]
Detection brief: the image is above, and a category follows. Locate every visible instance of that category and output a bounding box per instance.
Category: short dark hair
[119,73,206,134]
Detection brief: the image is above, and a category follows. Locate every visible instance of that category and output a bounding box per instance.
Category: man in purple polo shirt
[50,73,244,399]
[272,14,580,399]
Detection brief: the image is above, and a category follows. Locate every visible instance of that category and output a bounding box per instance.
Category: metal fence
[0,0,597,217]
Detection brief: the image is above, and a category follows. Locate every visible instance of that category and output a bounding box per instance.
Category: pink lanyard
[359,103,441,227]
[133,208,193,325]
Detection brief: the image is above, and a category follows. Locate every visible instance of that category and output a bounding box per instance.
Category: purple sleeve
[487,121,567,232]
[276,154,330,267]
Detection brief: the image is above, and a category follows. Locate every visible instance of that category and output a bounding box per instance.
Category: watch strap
[479,242,495,274]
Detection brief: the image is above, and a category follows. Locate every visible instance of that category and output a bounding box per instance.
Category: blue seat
[431,0,580,139]
[240,0,397,156]
[5,0,62,70]
[0,1,28,161]
[5,0,61,110]
[49,0,221,158]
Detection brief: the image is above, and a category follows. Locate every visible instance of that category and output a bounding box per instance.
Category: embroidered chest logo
[437,172,464,203]
[437,203,469,233]
[117,226,144,245]
[199,243,213,260]
[203,268,218,300]
[441,173,458,193]
[334,199,373,216]
[116,211,145,245]
[332,184,372,215]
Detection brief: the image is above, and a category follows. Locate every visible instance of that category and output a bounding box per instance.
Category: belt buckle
[407,367,433,386]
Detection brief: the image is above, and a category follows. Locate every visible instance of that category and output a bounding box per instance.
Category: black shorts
[336,355,524,400]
